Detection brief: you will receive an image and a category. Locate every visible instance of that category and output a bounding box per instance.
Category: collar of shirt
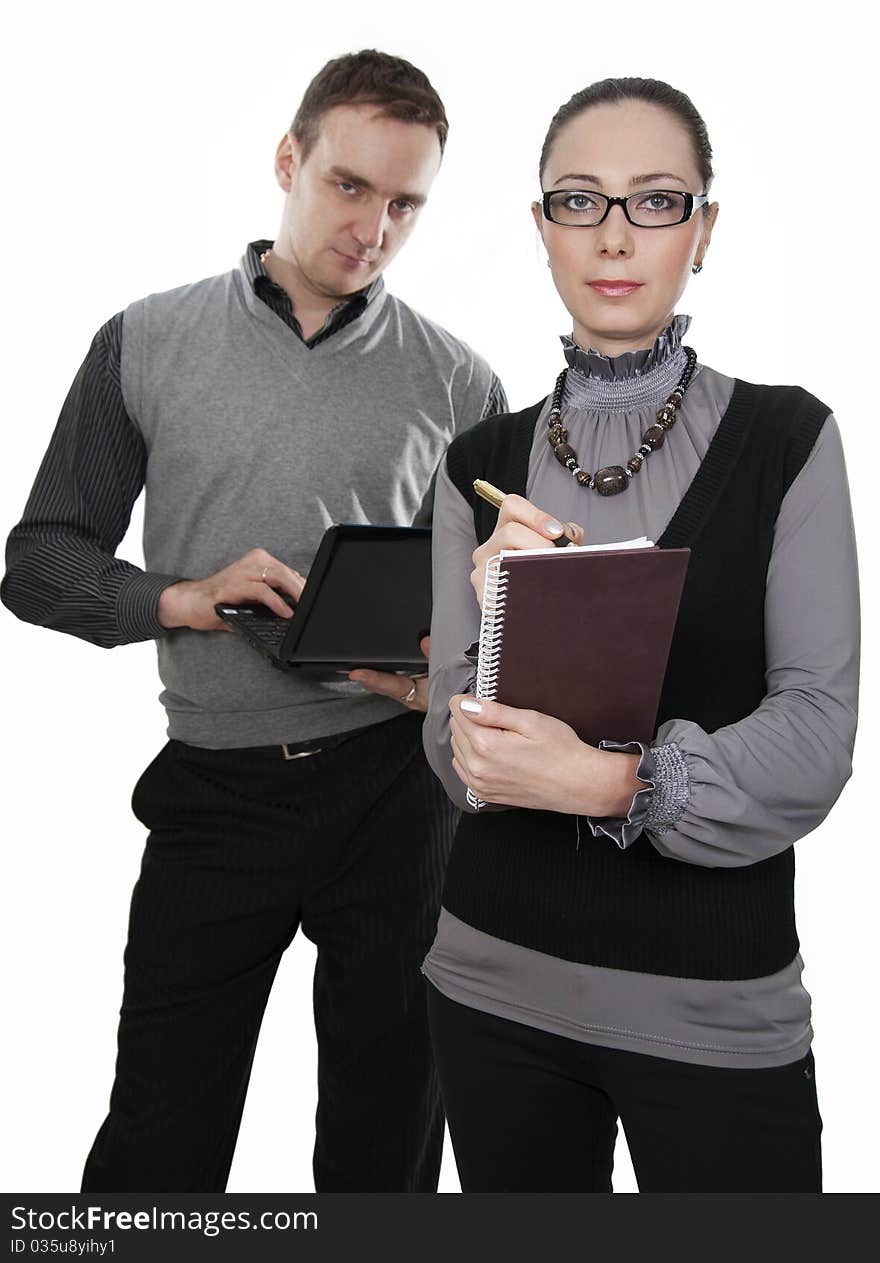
[244,239,383,348]
[560,313,692,383]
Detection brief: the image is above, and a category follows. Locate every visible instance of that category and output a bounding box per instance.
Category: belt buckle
[281,743,323,760]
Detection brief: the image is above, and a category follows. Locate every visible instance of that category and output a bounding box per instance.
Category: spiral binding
[466,553,510,811]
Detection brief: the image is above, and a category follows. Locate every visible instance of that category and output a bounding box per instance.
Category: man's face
[273,103,443,299]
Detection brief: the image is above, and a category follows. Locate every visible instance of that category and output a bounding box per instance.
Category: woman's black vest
[442,380,829,980]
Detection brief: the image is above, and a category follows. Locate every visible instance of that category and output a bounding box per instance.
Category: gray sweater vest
[121,255,495,747]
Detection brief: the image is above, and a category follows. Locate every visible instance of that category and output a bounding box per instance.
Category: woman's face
[533,99,719,355]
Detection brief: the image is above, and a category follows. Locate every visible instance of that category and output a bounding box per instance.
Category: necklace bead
[594,466,629,496]
[545,346,697,496]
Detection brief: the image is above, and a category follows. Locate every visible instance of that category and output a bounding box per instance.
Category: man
[2,49,505,1193]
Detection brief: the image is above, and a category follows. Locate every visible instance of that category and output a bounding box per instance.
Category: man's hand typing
[158,548,306,631]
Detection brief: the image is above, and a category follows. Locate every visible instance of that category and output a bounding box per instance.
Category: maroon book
[473,543,690,748]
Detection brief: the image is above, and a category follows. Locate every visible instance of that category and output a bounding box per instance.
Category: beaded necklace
[546,346,698,495]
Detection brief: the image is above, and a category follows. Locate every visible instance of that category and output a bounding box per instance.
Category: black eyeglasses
[541,189,709,228]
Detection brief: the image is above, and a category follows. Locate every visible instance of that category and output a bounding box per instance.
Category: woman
[421,78,859,1193]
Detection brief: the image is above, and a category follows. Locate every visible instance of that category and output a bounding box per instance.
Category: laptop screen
[291,529,431,665]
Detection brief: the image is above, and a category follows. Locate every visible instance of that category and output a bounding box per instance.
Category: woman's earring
[692,263,703,274]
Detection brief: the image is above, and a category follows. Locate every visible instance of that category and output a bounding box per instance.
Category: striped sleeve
[1,314,181,647]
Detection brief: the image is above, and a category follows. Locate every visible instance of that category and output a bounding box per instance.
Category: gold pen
[472,479,572,548]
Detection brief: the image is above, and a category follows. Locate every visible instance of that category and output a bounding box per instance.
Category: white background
[1,0,876,1194]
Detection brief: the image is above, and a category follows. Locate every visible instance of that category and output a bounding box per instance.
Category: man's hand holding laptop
[349,634,431,712]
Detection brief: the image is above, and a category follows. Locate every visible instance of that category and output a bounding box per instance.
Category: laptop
[215,523,432,674]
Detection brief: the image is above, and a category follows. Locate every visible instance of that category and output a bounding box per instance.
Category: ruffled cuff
[584,740,656,849]
[584,738,692,849]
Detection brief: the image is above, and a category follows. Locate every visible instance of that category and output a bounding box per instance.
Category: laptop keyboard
[241,612,291,651]
[254,618,290,647]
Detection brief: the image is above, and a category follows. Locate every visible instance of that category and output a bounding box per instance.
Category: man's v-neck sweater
[118,252,498,746]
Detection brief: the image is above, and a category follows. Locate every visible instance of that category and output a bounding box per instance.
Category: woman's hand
[470,495,584,608]
[449,694,644,815]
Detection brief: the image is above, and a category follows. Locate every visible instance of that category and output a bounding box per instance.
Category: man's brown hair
[290,49,448,160]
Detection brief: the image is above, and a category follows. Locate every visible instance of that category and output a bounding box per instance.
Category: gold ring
[261,566,269,582]
[401,680,418,704]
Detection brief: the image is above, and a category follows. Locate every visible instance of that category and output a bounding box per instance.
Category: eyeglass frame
[540,188,709,228]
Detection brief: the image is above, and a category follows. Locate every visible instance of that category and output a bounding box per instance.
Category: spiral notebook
[466,538,690,810]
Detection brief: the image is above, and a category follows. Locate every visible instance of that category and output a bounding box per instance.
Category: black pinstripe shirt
[1,241,507,647]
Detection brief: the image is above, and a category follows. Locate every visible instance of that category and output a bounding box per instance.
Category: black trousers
[81,712,457,1193]
[426,983,823,1193]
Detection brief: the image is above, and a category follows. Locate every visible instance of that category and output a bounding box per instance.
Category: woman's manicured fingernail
[460,699,483,714]
[545,518,564,536]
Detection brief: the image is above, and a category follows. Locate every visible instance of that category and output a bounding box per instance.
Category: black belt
[177,712,419,763]
[280,728,362,760]
[280,710,419,759]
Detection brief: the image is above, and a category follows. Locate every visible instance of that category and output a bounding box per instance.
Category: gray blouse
[421,314,860,1068]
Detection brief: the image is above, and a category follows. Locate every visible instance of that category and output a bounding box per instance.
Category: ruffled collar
[561,313,691,380]
[559,314,695,412]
